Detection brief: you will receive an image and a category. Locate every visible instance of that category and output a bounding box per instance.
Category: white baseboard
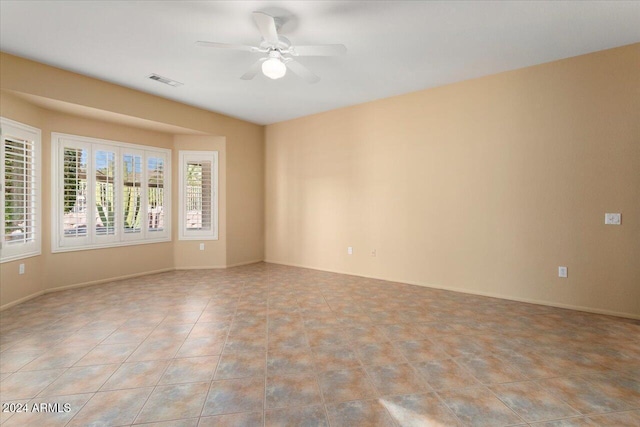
[226,259,264,268]
[6,258,635,321]
[1,268,174,312]
[174,259,264,270]
[174,266,227,270]
[264,259,640,321]
[46,268,175,293]
[0,290,46,311]
[1,259,265,310]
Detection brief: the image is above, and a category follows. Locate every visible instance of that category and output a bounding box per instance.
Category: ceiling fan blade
[292,44,347,56]
[240,58,267,80]
[285,59,320,84]
[252,11,279,46]
[196,41,257,52]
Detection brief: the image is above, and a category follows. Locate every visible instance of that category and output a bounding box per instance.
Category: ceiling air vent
[147,73,183,87]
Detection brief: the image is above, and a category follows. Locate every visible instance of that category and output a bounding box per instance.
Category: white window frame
[179,150,218,240]
[51,133,171,253]
[1,118,41,263]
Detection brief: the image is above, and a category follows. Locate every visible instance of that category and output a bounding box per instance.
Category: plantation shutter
[147,154,166,234]
[1,118,41,262]
[94,145,118,243]
[179,151,218,240]
[122,149,144,239]
[60,140,91,247]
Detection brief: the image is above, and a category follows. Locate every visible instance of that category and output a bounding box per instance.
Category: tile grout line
[264,280,270,427]
[197,278,240,422]
[119,307,195,425]
[310,285,334,427]
[189,294,219,426]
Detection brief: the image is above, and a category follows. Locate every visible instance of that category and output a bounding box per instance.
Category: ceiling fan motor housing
[260,35,292,52]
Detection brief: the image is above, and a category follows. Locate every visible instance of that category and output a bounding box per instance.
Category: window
[1,118,41,262]
[179,151,218,240]
[52,133,170,252]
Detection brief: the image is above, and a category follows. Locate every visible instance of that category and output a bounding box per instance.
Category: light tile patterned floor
[1,262,639,426]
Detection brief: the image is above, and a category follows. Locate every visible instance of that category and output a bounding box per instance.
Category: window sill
[0,250,42,264]
[51,237,171,254]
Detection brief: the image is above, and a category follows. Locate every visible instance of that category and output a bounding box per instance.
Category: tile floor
[0,262,639,426]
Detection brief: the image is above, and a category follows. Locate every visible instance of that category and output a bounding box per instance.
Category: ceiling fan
[196,11,346,84]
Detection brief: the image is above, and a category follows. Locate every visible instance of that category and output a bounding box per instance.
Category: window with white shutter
[179,151,218,240]
[122,150,143,239]
[61,141,90,246]
[1,118,41,262]
[147,155,166,233]
[95,147,117,240]
[52,133,170,252]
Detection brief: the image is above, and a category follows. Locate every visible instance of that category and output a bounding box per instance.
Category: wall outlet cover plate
[558,266,568,278]
[604,213,621,225]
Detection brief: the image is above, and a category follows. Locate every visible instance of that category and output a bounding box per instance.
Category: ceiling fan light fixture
[262,57,286,79]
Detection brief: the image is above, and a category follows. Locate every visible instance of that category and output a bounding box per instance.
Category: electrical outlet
[19,263,25,275]
[604,213,621,225]
[558,266,568,278]
[199,243,205,251]
[347,246,353,255]
[371,249,376,257]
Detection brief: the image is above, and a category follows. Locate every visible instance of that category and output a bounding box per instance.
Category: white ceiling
[1,1,639,125]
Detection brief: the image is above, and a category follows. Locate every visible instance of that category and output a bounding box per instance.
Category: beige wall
[265,44,640,318]
[226,126,265,267]
[41,109,176,290]
[0,53,265,309]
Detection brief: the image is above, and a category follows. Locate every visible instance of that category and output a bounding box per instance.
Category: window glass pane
[123,154,142,234]
[63,148,88,238]
[3,137,35,245]
[95,150,116,235]
[148,157,164,232]
[186,161,211,231]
